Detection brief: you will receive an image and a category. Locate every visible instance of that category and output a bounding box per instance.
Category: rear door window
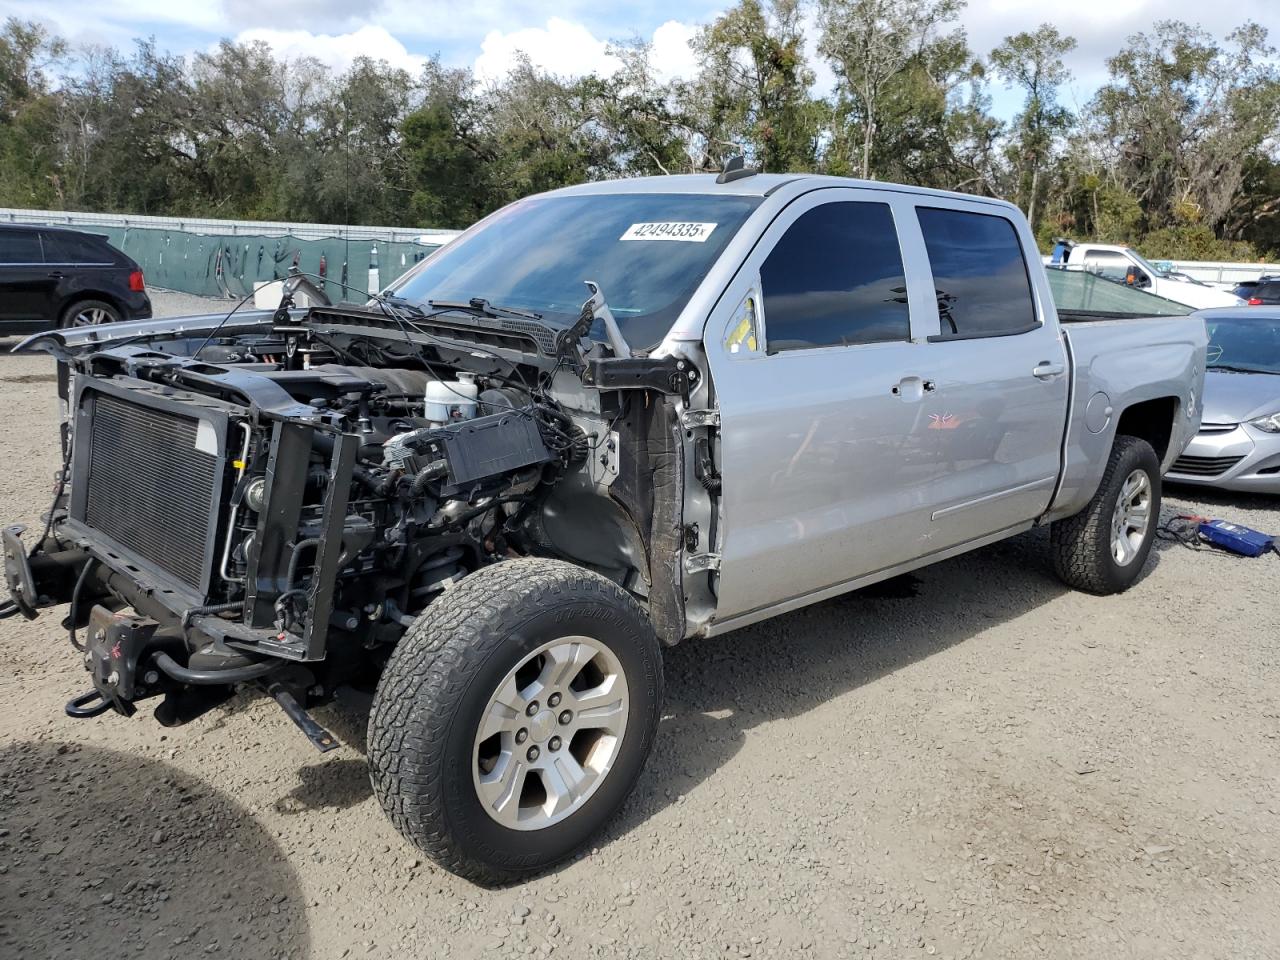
[0,230,43,264]
[916,207,1037,338]
[759,201,909,351]
[42,231,114,264]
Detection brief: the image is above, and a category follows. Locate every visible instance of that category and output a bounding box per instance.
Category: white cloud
[473,16,706,85]
[649,20,701,83]
[474,17,617,83]
[232,24,427,75]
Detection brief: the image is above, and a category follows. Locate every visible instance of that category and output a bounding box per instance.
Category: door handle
[891,377,935,399]
[1033,361,1066,379]
[47,271,64,279]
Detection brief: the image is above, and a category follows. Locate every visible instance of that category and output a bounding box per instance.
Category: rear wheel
[1051,434,1161,594]
[59,299,120,328]
[367,558,663,884]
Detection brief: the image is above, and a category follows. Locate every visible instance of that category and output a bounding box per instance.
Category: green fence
[92,226,443,301]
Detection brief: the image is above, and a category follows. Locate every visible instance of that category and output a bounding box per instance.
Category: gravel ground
[1,292,1278,959]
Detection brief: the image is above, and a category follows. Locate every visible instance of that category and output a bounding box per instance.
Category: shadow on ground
[256,497,1238,866]
[601,525,1079,840]
[0,741,308,960]
[285,526,1085,855]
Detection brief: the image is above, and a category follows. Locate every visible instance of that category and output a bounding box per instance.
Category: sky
[5,0,1280,120]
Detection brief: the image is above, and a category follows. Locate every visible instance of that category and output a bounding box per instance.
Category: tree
[817,0,962,179]
[690,0,820,172]
[1089,20,1280,236]
[401,61,495,228]
[0,19,66,207]
[581,40,691,177]
[990,25,1076,230]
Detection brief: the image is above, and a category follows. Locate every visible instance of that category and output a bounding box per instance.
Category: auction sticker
[621,222,718,242]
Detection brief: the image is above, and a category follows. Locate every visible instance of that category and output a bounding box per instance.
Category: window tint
[916,207,1036,338]
[0,230,42,264]
[42,230,113,264]
[760,201,909,351]
[1253,280,1280,300]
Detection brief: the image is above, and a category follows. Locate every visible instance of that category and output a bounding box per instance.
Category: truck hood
[1201,369,1280,424]
[1159,280,1244,310]
[12,310,280,358]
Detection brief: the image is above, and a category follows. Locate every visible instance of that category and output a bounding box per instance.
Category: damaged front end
[2,292,706,748]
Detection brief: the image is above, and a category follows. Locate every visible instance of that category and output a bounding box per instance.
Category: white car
[1048,241,1245,310]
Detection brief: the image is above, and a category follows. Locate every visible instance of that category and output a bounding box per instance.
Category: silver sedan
[1167,306,1280,493]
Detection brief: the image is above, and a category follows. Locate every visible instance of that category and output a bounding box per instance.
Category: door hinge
[681,408,720,429]
[684,552,721,574]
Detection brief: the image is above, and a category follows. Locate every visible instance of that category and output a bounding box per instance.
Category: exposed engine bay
[4,296,708,744]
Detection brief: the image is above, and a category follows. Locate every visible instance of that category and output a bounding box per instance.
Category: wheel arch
[1114,395,1180,465]
[56,291,126,325]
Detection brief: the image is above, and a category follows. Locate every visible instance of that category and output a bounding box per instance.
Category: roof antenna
[716,155,758,184]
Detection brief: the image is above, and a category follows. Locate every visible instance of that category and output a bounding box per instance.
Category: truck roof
[544,172,1023,213]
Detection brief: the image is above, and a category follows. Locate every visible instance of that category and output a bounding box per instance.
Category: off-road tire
[367,557,663,885]
[1051,434,1161,595]
[58,299,121,328]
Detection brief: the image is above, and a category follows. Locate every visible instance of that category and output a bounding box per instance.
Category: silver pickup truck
[2,172,1206,884]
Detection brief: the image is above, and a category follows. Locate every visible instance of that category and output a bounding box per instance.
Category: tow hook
[264,680,339,752]
[65,688,117,718]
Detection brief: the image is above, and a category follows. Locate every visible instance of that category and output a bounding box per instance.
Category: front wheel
[367,558,663,884]
[1051,434,1161,594]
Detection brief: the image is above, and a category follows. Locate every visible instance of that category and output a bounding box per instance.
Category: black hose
[0,599,19,620]
[152,651,280,685]
[410,461,449,497]
[67,559,95,652]
[286,538,322,590]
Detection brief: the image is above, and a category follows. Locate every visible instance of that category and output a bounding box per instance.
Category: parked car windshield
[1205,314,1280,374]
[389,192,761,348]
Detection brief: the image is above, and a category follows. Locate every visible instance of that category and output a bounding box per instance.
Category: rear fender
[1046,320,1206,522]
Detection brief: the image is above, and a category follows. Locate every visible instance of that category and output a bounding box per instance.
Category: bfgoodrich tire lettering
[367,557,663,884]
[1050,434,1161,595]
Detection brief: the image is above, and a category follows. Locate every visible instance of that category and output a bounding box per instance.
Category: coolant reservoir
[425,372,479,425]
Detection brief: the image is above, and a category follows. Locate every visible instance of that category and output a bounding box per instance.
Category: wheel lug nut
[525,700,539,717]
[549,736,562,751]
[558,710,573,725]
[548,692,561,708]
[515,728,528,744]
[526,745,540,762]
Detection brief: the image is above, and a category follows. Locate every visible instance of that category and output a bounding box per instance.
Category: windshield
[1205,315,1280,374]
[389,192,762,348]
[1124,248,1170,278]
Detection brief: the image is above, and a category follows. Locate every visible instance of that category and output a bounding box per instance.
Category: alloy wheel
[472,635,629,831]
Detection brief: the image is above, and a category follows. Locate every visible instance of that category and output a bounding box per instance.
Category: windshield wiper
[1209,363,1275,375]
[376,294,427,318]
[428,298,544,323]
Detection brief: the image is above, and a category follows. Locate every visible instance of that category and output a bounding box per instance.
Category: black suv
[1243,276,1280,306]
[0,224,152,333]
